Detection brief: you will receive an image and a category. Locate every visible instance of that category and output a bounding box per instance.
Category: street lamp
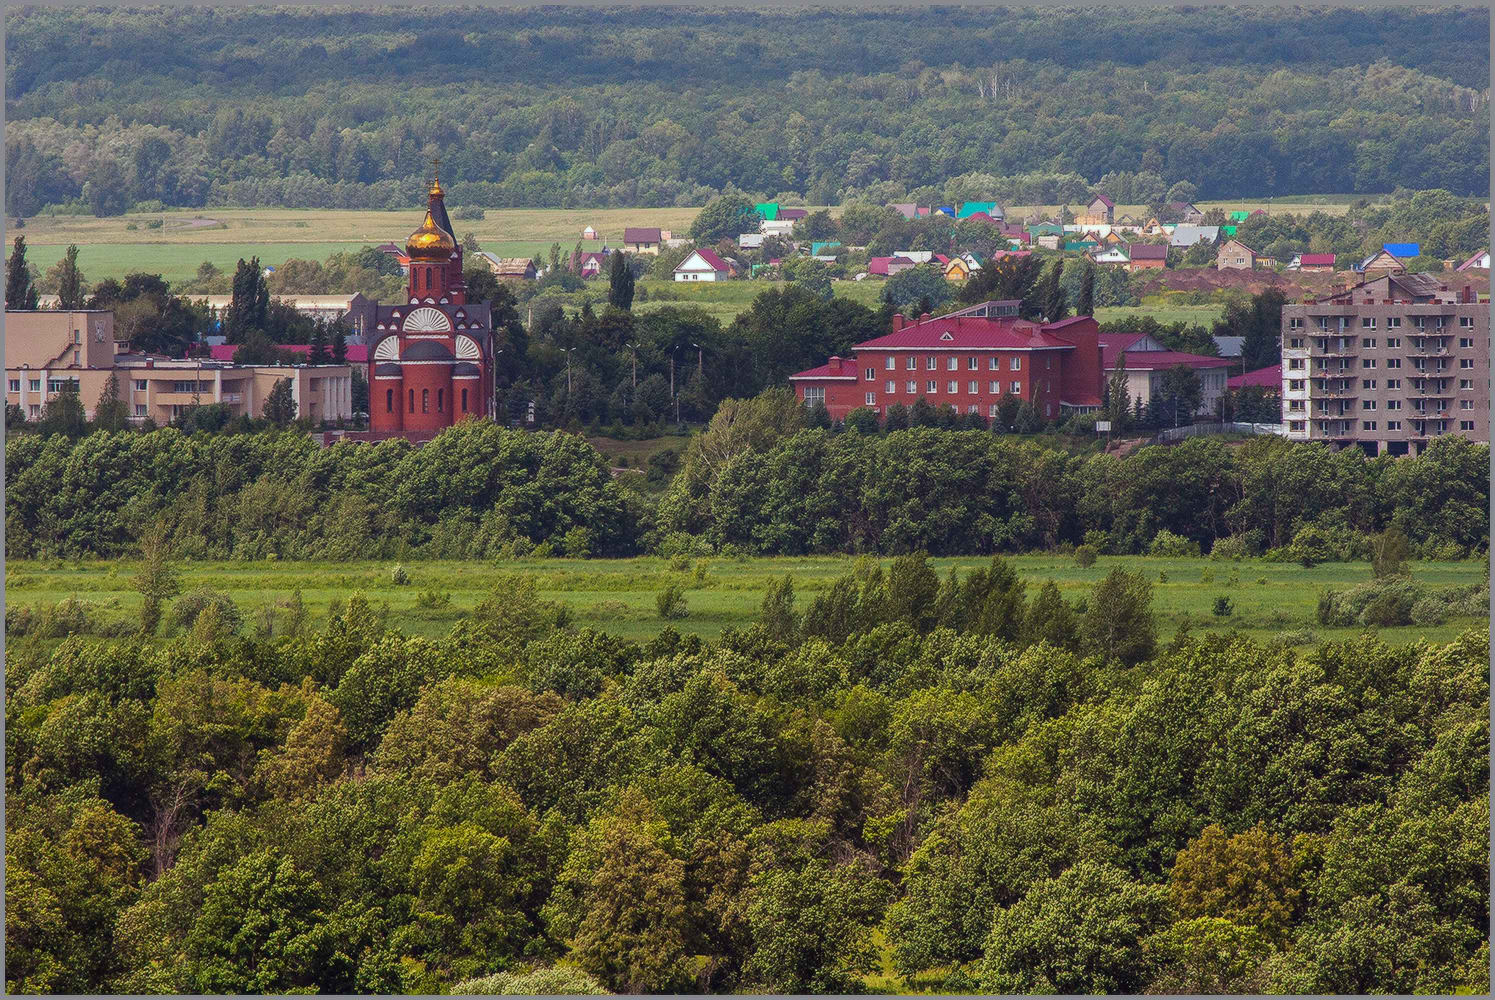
[692,342,702,377]
[561,347,576,394]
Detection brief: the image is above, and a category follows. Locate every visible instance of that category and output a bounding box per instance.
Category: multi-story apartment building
[1281,272,1488,455]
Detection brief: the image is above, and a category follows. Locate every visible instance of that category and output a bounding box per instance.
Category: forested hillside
[5,6,1490,215]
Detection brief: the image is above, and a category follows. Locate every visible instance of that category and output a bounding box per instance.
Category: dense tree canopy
[5,8,1488,216]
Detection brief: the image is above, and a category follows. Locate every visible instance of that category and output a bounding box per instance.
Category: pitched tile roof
[623,227,662,242]
[1228,364,1282,389]
[788,360,860,380]
[1120,350,1233,371]
[853,314,1077,352]
[678,248,730,272]
[1296,253,1336,267]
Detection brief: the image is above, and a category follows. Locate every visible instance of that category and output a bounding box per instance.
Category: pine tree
[94,373,131,431]
[225,257,269,342]
[608,251,635,310]
[307,325,330,365]
[1076,260,1095,317]
[6,236,39,310]
[759,574,800,641]
[1040,260,1067,322]
[57,244,86,309]
[331,327,347,364]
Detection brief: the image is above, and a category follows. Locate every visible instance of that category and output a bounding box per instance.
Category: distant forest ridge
[5,6,1491,216]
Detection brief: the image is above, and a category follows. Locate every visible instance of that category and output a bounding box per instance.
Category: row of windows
[881,379,1029,395]
[880,355,1029,373]
[384,386,471,414]
[8,378,80,393]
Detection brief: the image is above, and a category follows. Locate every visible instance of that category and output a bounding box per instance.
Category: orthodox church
[366,170,495,435]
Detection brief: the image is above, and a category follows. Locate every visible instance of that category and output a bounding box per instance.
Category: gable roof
[623,227,662,243]
[1295,253,1336,267]
[677,248,730,272]
[1170,225,1219,247]
[777,207,809,221]
[1219,238,1258,256]
[1383,242,1421,258]
[788,359,860,381]
[1457,249,1490,271]
[853,314,1078,352]
[753,202,779,221]
[1228,364,1283,390]
[1119,350,1233,371]
[1089,193,1115,209]
[957,201,1003,219]
[1128,243,1168,260]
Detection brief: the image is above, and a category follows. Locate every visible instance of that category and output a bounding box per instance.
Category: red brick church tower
[367,167,495,435]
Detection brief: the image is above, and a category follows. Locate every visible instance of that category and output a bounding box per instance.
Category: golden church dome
[406,209,455,260]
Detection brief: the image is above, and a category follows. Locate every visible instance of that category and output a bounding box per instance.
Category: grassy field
[18,195,1381,285]
[6,556,1482,646]
[1093,303,1226,327]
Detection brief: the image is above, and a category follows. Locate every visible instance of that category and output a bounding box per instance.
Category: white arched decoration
[373,337,400,361]
[402,306,453,333]
[455,335,481,361]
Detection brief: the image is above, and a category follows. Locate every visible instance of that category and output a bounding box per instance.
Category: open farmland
[6,555,1484,645]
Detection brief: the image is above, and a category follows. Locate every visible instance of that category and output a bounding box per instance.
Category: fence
[1152,421,1287,443]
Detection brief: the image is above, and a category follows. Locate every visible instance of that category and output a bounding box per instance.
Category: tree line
[6,547,1488,993]
[5,8,1488,217]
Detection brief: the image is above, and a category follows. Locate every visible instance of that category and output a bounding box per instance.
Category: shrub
[1074,545,1098,568]
[1212,596,1234,617]
[415,589,451,609]
[656,583,689,619]
[450,966,607,995]
[391,564,411,586]
[168,589,243,634]
[1209,534,1258,560]
[1316,578,1419,628]
[1150,529,1201,557]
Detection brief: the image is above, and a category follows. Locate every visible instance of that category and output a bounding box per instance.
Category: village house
[957,201,1005,221]
[481,255,537,283]
[1288,253,1337,273]
[1170,225,1220,249]
[889,203,931,220]
[674,248,732,282]
[1126,244,1169,272]
[570,250,609,278]
[1077,194,1115,226]
[787,300,1105,421]
[1167,201,1205,223]
[623,227,664,254]
[1216,239,1258,270]
[582,225,598,240]
[1090,245,1131,265]
[738,233,765,250]
[1355,248,1408,276]
[1457,250,1490,271]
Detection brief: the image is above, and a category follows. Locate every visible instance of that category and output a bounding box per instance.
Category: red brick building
[788,301,1105,421]
[367,172,496,436]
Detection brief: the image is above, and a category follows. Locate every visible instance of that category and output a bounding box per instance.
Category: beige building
[1216,239,1258,270]
[5,309,354,424]
[1281,273,1488,455]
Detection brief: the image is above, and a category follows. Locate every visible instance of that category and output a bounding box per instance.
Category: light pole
[671,347,680,426]
[625,342,638,388]
[561,347,576,395]
[490,348,503,424]
[692,342,702,377]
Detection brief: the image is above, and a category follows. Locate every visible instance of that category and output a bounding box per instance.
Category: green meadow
[7,556,1483,645]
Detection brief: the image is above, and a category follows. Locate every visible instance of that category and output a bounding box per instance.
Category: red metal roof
[1098,332,1147,369]
[854,314,1076,352]
[1127,243,1168,260]
[788,359,860,380]
[1297,253,1336,267]
[1228,364,1283,389]
[623,227,661,242]
[1091,193,1115,208]
[679,248,730,272]
[1120,350,1233,371]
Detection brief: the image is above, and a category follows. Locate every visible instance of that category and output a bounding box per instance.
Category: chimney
[893,313,904,331]
[920,312,931,324]
[828,355,841,374]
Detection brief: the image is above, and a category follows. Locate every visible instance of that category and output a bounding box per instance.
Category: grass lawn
[7,555,1482,646]
[1094,303,1226,327]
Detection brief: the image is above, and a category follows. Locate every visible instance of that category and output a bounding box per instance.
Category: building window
[803,386,825,405]
[1460,420,1476,431]
[989,381,1000,393]
[1459,315,1473,327]
[946,357,958,371]
[926,380,937,393]
[1288,400,1304,412]
[1289,317,1303,329]
[863,368,874,381]
[1387,400,1401,411]
[885,380,896,393]
[906,357,916,370]
[1459,378,1473,390]
[133,403,147,417]
[1010,357,1022,371]
[1361,400,1376,410]
[1287,359,1304,371]
[967,357,979,370]
[1458,337,1474,349]
[1362,379,1376,390]
[133,379,147,391]
[885,356,895,370]
[1010,380,1022,394]
[409,388,415,412]
[1460,358,1475,369]
[947,380,958,393]
[968,381,978,394]
[1289,379,1305,391]
[926,357,937,370]
[6,379,17,393]
[906,381,916,393]
[1385,358,1401,369]
[1362,421,1377,431]
[437,388,444,412]
[1387,317,1401,328]
[47,377,80,394]
[988,357,999,370]
[1361,338,1376,348]
[1460,399,1473,410]
[865,392,876,406]
[989,404,1001,417]
[1288,337,1305,349]
[422,389,430,413]
[462,389,469,411]
[27,404,39,418]
[1387,420,1400,431]
[386,389,394,412]
[1361,359,1376,369]
[1360,317,1375,328]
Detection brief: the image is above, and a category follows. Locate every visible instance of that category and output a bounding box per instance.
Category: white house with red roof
[1287,253,1336,273]
[1099,332,1233,416]
[1456,249,1490,271]
[788,301,1104,422]
[674,248,732,282]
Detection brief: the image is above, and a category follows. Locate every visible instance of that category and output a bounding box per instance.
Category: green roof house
[1220,225,1237,237]
[957,201,1004,220]
[1228,211,1250,223]
[810,241,841,256]
[754,202,780,222]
